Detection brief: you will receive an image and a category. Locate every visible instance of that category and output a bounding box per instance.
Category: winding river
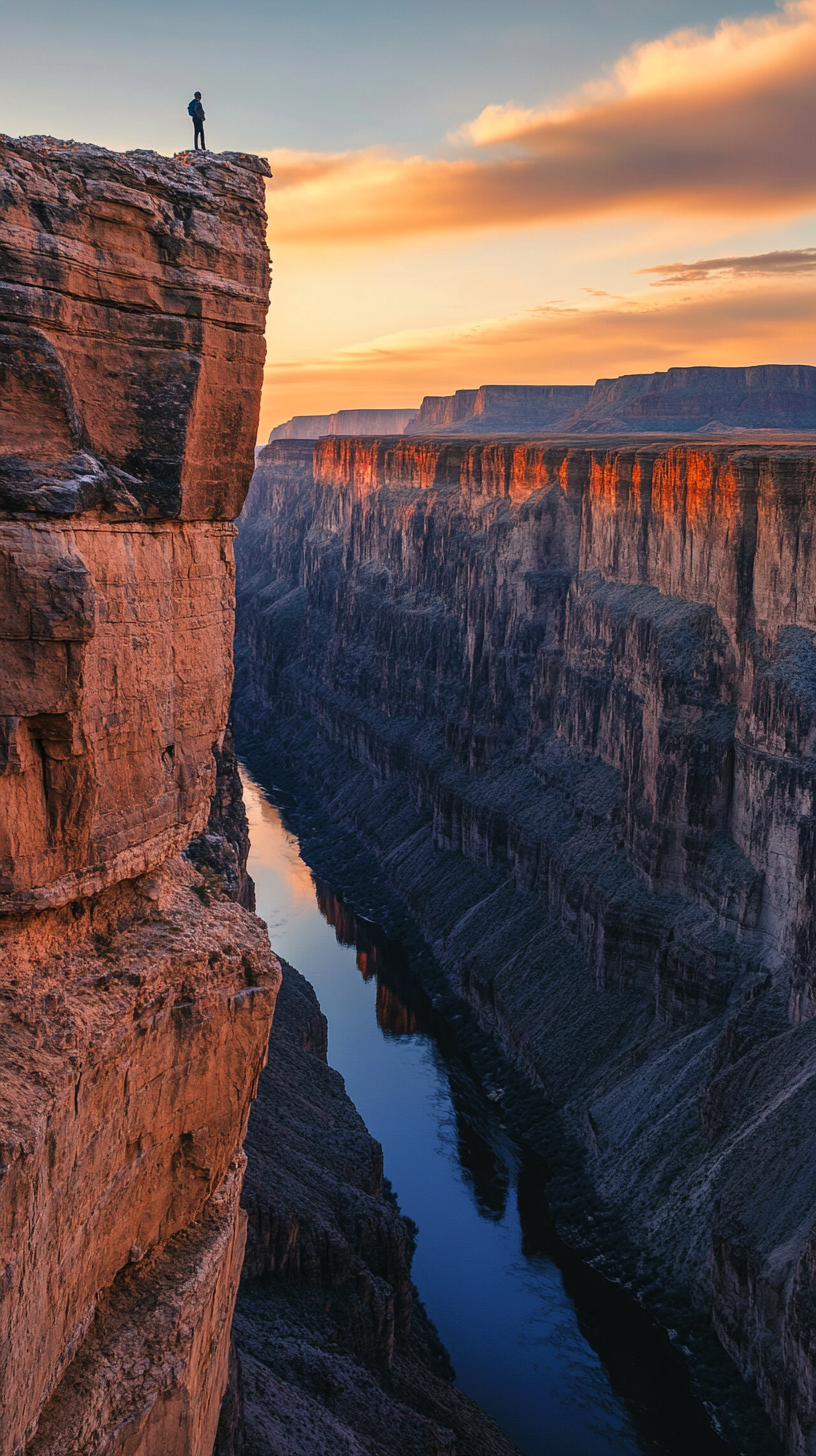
[240,763,733,1456]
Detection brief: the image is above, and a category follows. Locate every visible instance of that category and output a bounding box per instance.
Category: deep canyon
[0,136,535,1456]
[4,129,816,1456]
[235,433,816,1456]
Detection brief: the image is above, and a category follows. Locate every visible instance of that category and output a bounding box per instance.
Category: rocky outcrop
[231,959,521,1456]
[269,408,418,442]
[407,367,816,435]
[234,433,816,1454]
[1,136,276,1455]
[28,1162,248,1456]
[0,135,272,916]
[3,861,276,1455]
[0,136,270,519]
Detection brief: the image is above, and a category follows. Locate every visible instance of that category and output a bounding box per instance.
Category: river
[240,763,733,1456]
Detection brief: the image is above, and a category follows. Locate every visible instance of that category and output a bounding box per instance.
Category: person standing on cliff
[187,92,206,150]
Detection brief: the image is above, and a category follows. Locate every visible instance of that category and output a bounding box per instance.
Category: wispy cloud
[267,2,816,246]
[259,274,816,433]
[640,247,816,285]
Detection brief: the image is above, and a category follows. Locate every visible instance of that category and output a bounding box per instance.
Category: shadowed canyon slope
[0,136,278,1455]
[235,433,816,1455]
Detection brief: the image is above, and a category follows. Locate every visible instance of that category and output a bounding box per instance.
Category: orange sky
[258,0,816,437]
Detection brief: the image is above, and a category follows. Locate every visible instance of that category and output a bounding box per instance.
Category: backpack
[187,100,197,117]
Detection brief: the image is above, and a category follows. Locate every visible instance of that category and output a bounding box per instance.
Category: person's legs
[194,120,205,149]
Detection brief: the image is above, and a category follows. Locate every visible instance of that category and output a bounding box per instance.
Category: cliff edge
[0,136,276,1455]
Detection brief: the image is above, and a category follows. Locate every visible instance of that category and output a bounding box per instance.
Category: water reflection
[315,880,430,1034]
[316,877,512,1219]
[242,765,735,1456]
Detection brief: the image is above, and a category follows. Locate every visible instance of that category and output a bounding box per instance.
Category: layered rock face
[235,433,816,1454]
[0,135,269,518]
[0,137,277,1455]
[268,407,418,442]
[408,366,816,435]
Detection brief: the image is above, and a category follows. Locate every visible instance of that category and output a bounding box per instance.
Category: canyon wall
[268,407,418,442]
[0,136,277,1454]
[407,367,816,435]
[235,433,816,1454]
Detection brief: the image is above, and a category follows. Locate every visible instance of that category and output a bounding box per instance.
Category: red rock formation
[0,518,241,912]
[0,137,275,1456]
[27,1162,248,1456]
[1,861,277,1455]
[235,433,816,1455]
[0,136,269,519]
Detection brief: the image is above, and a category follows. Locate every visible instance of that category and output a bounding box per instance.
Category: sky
[4,0,816,438]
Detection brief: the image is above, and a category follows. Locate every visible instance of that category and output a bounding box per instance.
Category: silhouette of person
[188,92,206,150]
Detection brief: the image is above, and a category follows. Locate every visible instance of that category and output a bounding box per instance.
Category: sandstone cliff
[235,433,816,1454]
[0,136,276,1455]
[408,367,816,435]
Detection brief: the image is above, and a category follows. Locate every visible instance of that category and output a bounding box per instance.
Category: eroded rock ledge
[0,136,276,1455]
[234,434,816,1455]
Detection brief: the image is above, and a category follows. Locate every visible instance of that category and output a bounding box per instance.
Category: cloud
[267,2,816,246]
[259,274,816,434]
[640,247,816,285]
